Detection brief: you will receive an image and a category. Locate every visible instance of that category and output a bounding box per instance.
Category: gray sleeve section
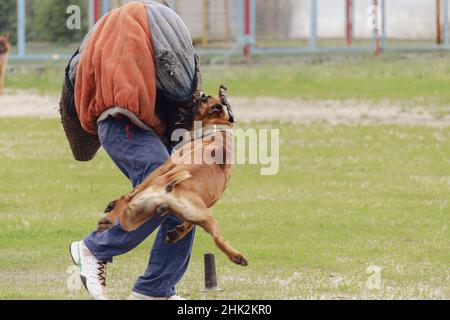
[145,1,196,101]
[68,52,80,87]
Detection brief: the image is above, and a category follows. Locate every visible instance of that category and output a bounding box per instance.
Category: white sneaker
[128,291,185,300]
[70,240,109,300]
[168,295,185,300]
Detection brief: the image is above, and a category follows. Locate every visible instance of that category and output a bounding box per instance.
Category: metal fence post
[88,0,96,29]
[102,0,110,15]
[345,0,353,46]
[373,0,381,55]
[444,0,449,47]
[17,0,26,58]
[381,0,386,49]
[310,0,317,50]
[250,0,255,51]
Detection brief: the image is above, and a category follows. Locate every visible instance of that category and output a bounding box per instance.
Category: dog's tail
[166,171,192,193]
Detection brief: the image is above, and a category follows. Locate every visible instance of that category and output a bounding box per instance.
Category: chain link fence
[0,0,449,60]
[27,0,88,57]
[252,0,450,54]
[176,0,238,45]
[0,0,17,54]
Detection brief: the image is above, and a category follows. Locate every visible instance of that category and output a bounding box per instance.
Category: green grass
[0,118,448,299]
[5,53,450,105]
[4,67,63,95]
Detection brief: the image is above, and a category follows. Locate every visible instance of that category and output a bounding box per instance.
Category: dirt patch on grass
[234,97,450,126]
[0,92,60,118]
[1,92,449,126]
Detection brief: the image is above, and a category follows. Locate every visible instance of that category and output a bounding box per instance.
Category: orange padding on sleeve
[75,1,164,136]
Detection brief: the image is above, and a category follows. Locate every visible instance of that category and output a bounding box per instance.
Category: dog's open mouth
[209,104,223,114]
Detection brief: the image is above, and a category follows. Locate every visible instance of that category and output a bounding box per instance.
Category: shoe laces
[97,261,107,286]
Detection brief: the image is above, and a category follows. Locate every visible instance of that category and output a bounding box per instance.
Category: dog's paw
[165,229,180,244]
[232,254,248,266]
[97,217,113,232]
[104,200,116,213]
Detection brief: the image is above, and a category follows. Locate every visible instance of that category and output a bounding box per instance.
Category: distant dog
[98,86,248,266]
[0,33,10,95]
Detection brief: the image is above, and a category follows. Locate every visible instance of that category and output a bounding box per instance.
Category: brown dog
[98,86,248,266]
[0,33,10,95]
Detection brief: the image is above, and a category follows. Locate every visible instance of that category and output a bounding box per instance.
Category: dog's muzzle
[212,104,223,111]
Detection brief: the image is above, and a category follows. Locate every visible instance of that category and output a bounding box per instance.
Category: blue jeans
[83,116,195,298]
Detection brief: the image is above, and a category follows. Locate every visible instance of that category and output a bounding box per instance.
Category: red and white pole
[346,0,353,46]
[94,0,101,22]
[374,0,381,56]
[437,0,442,44]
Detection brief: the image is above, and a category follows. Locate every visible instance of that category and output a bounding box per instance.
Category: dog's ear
[219,85,229,106]
[219,85,236,124]
[193,90,202,102]
[194,90,207,103]
[200,92,208,103]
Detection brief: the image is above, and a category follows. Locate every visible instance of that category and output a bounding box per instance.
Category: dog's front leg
[199,215,248,266]
[162,194,248,266]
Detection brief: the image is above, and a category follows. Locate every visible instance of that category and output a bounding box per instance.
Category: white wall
[290,0,441,39]
[121,0,447,40]
[177,0,236,40]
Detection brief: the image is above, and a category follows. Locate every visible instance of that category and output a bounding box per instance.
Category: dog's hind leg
[99,197,126,232]
[120,190,166,231]
[155,203,170,216]
[104,200,117,213]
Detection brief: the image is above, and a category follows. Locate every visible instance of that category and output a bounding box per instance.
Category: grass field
[0,53,449,299]
[0,118,448,299]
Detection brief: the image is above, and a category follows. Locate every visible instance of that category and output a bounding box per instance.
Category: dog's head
[193,85,236,127]
[0,33,10,55]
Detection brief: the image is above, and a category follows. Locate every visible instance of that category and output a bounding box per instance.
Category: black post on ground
[204,253,218,290]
